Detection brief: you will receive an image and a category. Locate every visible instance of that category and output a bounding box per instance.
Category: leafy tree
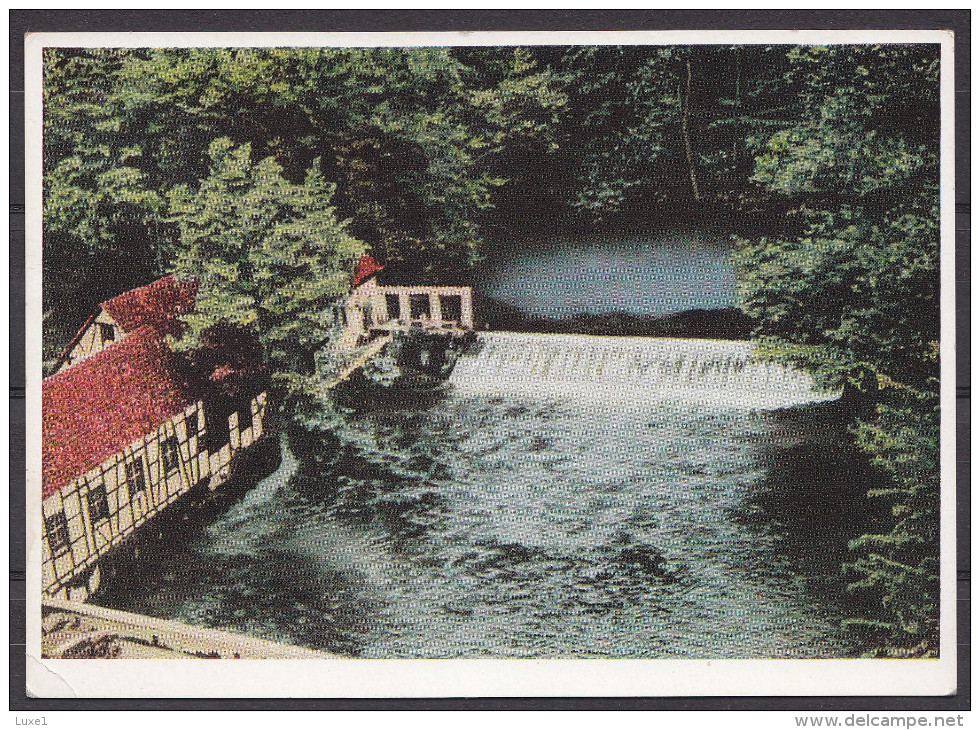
[530,45,796,220]
[42,49,166,359]
[457,47,568,217]
[732,44,941,655]
[42,46,567,361]
[551,46,687,215]
[845,393,940,656]
[104,47,567,283]
[168,138,365,410]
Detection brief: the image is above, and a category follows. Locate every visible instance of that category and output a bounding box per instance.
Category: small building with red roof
[334,254,475,350]
[41,276,266,601]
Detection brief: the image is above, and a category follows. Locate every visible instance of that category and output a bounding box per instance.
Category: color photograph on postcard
[26,30,955,697]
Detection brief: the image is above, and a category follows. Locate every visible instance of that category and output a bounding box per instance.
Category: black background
[8,9,971,712]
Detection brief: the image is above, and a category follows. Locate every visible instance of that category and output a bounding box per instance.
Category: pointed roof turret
[350,254,384,288]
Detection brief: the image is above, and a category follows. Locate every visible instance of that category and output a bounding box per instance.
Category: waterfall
[447,332,840,410]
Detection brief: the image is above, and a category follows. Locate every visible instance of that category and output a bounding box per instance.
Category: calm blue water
[477,230,735,318]
[95,388,868,658]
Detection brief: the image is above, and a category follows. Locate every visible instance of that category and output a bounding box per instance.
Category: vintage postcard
[24,29,957,698]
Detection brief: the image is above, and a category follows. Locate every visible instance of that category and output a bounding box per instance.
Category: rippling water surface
[97,389,869,658]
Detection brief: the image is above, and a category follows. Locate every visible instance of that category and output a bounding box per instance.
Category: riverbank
[474,294,754,341]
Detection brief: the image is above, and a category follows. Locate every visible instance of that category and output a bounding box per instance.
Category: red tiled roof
[350,254,384,288]
[56,275,198,365]
[101,275,197,336]
[42,326,197,498]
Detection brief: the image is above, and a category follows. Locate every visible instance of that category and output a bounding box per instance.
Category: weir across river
[100,338,862,659]
[325,280,837,410]
[448,332,840,410]
[329,282,837,412]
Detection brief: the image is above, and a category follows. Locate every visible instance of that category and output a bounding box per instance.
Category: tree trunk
[681,59,702,203]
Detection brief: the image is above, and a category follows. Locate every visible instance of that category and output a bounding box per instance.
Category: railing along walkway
[377,285,474,331]
[42,595,331,659]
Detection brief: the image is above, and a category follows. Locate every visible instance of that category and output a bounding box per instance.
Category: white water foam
[447,332,840,410]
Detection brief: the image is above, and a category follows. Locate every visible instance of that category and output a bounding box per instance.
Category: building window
[87,484,109,523]
[409,294,430,320]
[204,401,232,452]
[124,456,147,500]
[385,293,400,321]
[363,298,376,327]
[186,411,199,438]
[99,322,115,343]
[45,512,70,555]
[162,436,180,474]
[441,295,462,323]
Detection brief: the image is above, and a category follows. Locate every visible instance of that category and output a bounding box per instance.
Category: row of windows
[383,293,464,322]
[44,400,257,558]
[44,435,180,556]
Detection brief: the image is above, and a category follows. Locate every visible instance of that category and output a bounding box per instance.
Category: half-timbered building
[43,261,473,602]
[42,277,267,601]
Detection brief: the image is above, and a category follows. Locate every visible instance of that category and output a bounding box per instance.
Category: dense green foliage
[43,43,943,656]
[528,46,798,217]
[732,45,941,656]
[41,44,805,358]
[38,43,822,357]
[41,46,566,358]
[168,138,364,406]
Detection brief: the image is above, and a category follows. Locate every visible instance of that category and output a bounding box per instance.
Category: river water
[96,383,870,658]
[94,230,872,658]
[476,228,736,318]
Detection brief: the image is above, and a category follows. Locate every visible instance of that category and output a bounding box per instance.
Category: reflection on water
[96,387,872,658]
[477,230,736,318]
